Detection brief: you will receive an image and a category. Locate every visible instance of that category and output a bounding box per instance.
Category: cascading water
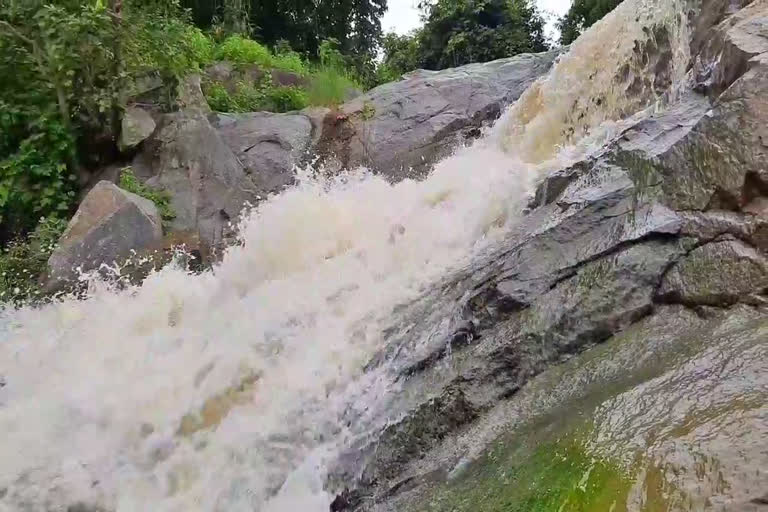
[0,1,706,510]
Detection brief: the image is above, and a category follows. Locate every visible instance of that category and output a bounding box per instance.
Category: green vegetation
[558,0,624,45]
[118,168,176,227]
[0,0,211,245]
[202,37,358,111]
[378,0,548,80]
[214,35,274,68]
[0,216,67,305]
[0,0,554,298]
[423,430,633,512]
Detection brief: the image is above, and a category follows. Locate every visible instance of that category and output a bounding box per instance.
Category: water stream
[0,0,752,510]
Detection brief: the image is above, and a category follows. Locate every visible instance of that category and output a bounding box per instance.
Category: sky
[381,0,572,41]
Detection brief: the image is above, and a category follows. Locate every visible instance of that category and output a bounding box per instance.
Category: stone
[176,74,211,113]
[45,181,162,290]
[118,106,156,152]
[131,110,254,256]
[658,239,768,305]
[213,111,315,197]
[318,50,562,180]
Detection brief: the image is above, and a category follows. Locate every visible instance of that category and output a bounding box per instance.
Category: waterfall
[0,0,702,510]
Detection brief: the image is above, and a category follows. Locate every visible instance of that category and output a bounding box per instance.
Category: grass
[118,168,175,228]
[203,35,362,111]
[307,66,361,107]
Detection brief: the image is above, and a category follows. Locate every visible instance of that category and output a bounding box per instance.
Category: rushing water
[0,0,725,510]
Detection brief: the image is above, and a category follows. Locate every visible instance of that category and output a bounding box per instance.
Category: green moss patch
[421,429,633,512]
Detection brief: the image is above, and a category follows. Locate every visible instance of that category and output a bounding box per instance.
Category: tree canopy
[378,0,547,79]
[557,0,623,45]
[181,0,387,66]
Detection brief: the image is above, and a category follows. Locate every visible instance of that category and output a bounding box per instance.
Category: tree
[416,0,547,70]
[182,0,387,66]
[378,30,423,80]
[0,0,209,242]
[557,0,623,45]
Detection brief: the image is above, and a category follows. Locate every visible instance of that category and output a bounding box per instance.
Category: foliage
[265,85,309,111]
[182,0,387,67]
[307,67,360,107]
[376,31,423,83]
[0,216,67,305]
[0,0,212,244]
[118,168,176,225]
[204,78,308,112]
[558,0,623,44]
[417,0,548,70]
[214,34,273,67]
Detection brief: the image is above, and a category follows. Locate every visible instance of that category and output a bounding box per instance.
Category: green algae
[421,428,634,512]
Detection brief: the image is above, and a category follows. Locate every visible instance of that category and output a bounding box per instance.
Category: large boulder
[213,111,317,197]
[316,50,562,180]
[130,110,251,257]
[118,106,156,152]
[45,181,163,290]
[130,108,319,257]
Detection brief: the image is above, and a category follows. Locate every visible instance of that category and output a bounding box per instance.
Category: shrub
[0,217,67,305]
[231,80,268,111]
[307,68,361,107]
[118,168,175,227]
[271,50,307,74]
[264,86,309,111]
[214,35,273,67]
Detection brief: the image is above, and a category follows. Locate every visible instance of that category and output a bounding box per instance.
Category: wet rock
[213,111,315,197]
[46,181,163,290]
[118,106,156,152]
[319,49,561,180]
[658,239,768,305]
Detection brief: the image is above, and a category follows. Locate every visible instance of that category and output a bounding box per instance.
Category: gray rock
[176,74,211,113]
[318,50,561,180]
[213,111,315,197]
[131,110,256,256]
[658,239,768,305]
[46,181,162,289]
[118,106,156,152]
[328,4,768,506]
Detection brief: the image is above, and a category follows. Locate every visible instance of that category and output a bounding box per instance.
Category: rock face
[118,106,156,152]
[46,181,163,289]
[125,51,557,256]
[213,111,316,196]
[318,50,562,179]
[325,1,768,509]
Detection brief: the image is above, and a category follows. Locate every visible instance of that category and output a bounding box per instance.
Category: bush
[0,108,77,242]
[0,217,67,305]
[118,168,175,227]
[214,35,273,67]
[265,86,309,111]
[307,68,360,107]
[204,77,308,113]
[271,50,307,74]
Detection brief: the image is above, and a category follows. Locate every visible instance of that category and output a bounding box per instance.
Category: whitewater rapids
[0,0,697,509]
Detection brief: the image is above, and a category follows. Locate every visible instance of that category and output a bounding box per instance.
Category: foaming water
[0,0,702,509]
[496,0,692,162]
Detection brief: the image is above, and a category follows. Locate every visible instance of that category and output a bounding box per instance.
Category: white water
[0,0,698,510]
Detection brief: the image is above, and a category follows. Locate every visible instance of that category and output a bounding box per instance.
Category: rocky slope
[322,0,768,509]
[47,49,560,280]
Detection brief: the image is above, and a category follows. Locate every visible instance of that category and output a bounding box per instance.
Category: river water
[0,0,752,510]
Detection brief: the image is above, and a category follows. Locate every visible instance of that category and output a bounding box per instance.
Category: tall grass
[307,66,361,107]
